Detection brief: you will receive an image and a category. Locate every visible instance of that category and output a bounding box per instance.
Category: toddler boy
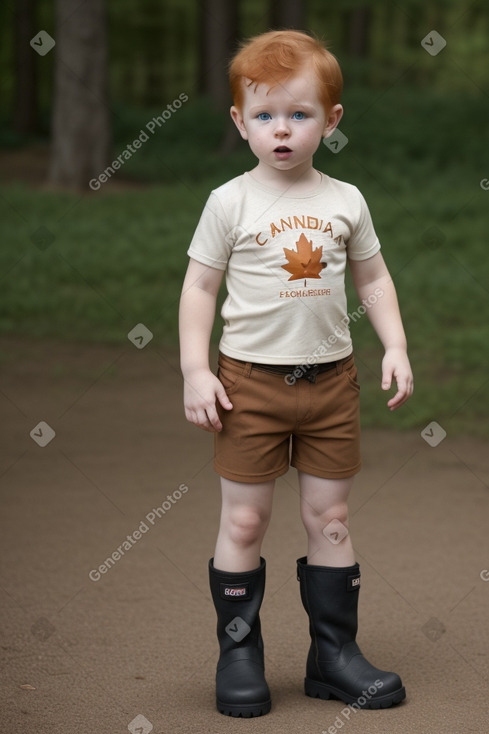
[179,29,413,717]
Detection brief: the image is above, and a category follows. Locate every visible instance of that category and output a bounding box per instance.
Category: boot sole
[305,678,406,708]
[217,698,271,717]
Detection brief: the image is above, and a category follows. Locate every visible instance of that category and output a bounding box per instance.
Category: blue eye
[293,111,305,120]
[257,112,271,121]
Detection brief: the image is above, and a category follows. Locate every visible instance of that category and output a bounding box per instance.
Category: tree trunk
[140,0,166,106]
[348,6,371,58]
[199,0,239,109]
[13,0,39,134]
[269,0,307,30]
[49,0,111,190]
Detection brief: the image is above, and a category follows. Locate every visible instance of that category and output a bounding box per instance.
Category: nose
[274,117,290,138]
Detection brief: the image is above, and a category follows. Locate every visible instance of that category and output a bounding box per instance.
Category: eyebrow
[248,102,317,114]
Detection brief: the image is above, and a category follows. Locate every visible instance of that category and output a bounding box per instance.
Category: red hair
[229,30,343,113]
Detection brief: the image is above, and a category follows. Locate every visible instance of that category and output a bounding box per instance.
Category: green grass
[1,86,488,436]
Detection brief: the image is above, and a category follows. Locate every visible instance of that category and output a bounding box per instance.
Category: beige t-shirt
[187,171,381,365]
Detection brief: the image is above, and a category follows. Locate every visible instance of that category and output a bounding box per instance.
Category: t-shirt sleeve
[346,187,381,261]
[187,192,232,270]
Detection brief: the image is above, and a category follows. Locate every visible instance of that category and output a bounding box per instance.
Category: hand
[381,347,413,410]
[183,368,233,432]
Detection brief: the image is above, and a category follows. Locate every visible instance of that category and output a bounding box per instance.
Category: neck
[251,160,320,194]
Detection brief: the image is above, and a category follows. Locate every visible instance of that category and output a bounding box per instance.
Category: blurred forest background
[0,0,488,435]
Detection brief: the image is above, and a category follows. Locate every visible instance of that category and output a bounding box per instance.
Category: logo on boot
[220,583,250,600]
[347,574,361,591]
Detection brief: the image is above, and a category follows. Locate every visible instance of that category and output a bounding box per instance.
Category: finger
[204,405,223,432]
[186,408,217,432]
[381,367,393,391]
[201,423,218,433]
[197,408,218,431]
[216,387,233,411]
[387,378,412,410]
[387,390,407,410]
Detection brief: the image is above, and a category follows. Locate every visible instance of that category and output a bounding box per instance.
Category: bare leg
[299,470,355,567]
[213,477,275,572]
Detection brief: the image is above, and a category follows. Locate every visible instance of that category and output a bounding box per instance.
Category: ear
[230,106,248,141]
[323,104,344,139]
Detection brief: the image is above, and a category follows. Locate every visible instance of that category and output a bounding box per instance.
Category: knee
[226,507,269,547]
[302,502,349,535]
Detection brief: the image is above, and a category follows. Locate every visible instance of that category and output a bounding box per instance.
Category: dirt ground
[1,336,488,734]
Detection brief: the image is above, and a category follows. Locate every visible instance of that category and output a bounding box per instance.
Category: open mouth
[274,146,293,160]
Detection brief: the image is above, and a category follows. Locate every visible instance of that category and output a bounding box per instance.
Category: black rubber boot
[208,557,271,717]
[297,557,406,709]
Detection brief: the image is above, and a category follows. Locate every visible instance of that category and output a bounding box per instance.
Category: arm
[348,251,413,410]
[179,258,233,431]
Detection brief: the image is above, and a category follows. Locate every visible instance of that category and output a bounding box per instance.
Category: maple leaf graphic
[281,232,326,282]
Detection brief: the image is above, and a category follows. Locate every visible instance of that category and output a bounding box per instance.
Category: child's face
[231,66,342,176]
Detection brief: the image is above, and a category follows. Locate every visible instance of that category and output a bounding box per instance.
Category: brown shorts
[214,351,361,483]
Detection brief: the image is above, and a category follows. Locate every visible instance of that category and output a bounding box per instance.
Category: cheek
[299,125,324,146]
[247,131,266,150]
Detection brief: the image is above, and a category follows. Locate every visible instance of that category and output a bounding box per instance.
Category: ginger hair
[229,30,343,114]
